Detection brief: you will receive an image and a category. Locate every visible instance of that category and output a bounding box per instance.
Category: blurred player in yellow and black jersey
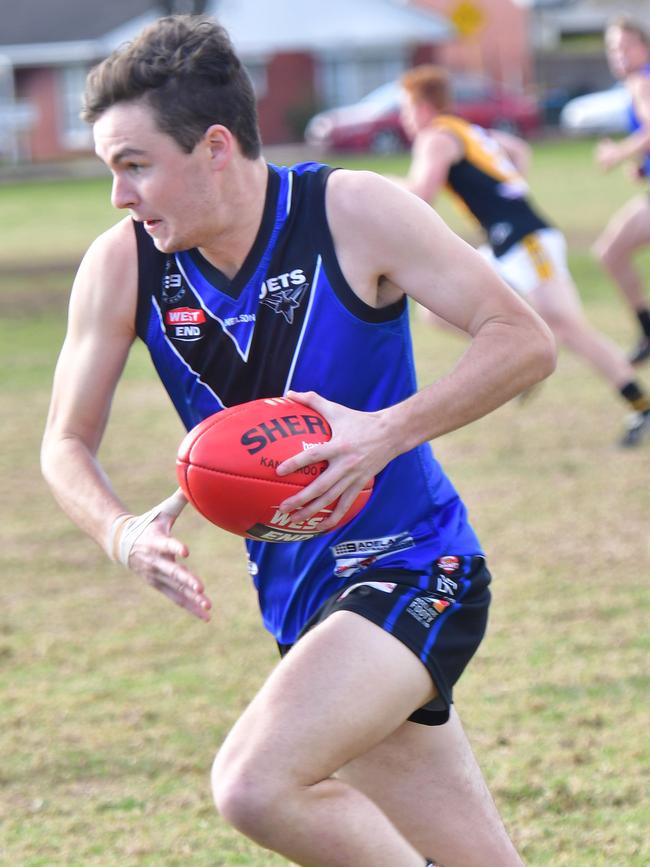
[397,64,650,447]
[425,112,547,256]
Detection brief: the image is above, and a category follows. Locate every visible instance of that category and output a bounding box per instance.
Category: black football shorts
[278,555,491,726]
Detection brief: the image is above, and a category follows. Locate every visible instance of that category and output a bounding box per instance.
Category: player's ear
[203,124,233,170]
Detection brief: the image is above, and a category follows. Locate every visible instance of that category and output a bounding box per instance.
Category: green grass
[0,175,117,266]
[1,138,649,865]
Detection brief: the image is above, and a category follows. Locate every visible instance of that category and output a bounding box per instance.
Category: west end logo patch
[165,307,206,342]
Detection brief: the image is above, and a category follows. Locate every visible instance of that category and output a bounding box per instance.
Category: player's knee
[591,236,605,263]
[554,318,576,344]
[553,318,589,351]
[211,750,282,838]
[538,307,571,342]
[592,238,623,273]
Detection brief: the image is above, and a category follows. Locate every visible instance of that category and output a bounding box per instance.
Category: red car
[305,75,541,154]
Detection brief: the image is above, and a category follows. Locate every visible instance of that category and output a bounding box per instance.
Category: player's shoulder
[76,217,138,289]
[323,166,447,282]
[327,166,389,193]
[418,116,466,159]
[434,113,470,133]
[71,217,138,321]
[84,215,136,265]
[326,168,406,217]
[325,169,433,240]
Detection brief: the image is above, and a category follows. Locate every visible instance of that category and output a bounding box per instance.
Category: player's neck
[198,157,269,278]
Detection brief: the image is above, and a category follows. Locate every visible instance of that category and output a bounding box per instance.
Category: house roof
[0,0,155,45]
[209,0,454,56]
[0,0,453,66]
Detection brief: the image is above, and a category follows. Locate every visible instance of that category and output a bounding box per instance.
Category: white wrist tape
[107,489,188,566]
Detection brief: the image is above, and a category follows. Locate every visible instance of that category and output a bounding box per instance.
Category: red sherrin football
[176,397,374,542]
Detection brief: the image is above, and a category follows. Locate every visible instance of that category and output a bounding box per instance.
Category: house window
[318,53,407,108]
[244,60,268,100]
[59,65,93,150]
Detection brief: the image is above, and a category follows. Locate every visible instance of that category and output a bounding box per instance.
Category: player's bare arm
[41,217,137,537]
[597,76,650,170]
[41,218,211,620]
[279,171,556,525]
[402,128,461,202]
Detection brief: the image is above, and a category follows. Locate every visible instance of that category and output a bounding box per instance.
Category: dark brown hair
[82,15,261,158]
[400,65,451,112]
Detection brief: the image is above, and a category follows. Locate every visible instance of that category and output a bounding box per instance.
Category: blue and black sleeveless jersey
[134,161,482,644]
[433,114,549,256]
[626,66,650,178]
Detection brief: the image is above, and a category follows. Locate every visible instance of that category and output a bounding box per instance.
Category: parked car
[539,85,593,127]
[559,84,629,136]
[304,75,541,154]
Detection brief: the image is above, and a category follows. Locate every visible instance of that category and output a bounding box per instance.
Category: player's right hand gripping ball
[176,397,374,542]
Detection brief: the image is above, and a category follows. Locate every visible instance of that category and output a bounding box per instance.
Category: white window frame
[59,64,93,150]
[316,49,407,108]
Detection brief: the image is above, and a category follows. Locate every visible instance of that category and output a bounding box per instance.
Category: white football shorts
[478,228,570,296]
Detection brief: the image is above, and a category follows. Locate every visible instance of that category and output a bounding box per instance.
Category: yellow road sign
[449,0,485,38]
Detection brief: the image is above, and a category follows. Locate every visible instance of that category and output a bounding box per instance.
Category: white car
[559,84,630,136]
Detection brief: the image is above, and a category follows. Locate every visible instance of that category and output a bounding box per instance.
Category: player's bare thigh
[528,272,584,325]
[338,709,523,866]
[494,230,584,327]
[594,193,650,257]
[212,610,436,796]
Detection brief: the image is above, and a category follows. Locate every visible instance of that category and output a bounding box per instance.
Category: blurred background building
[0,0,646,164]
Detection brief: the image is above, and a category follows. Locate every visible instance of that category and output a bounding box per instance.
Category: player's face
[94,101,218,253]
[605,26,649,79]
[399,93,434,140]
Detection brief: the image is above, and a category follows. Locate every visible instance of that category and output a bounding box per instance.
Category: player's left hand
[595,138,621,172]
[275,390,398,531]
[109,489,212,622]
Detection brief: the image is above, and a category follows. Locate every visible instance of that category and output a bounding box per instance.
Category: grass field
[0,138,649,866]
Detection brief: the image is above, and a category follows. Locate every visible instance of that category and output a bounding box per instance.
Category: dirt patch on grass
[0,262,76,318]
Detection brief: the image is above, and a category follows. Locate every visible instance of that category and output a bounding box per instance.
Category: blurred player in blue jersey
[398,63,650,447]
[594,16,650,366]
[41,15,555,867]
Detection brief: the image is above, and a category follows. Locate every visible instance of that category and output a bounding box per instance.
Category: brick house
[419,0,650,101]
[0,0,453,162]
[415,0,533,89]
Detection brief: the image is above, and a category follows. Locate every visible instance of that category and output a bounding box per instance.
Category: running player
[593,16,650,366]
[41,16,555,867]
[398,63,650,447]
